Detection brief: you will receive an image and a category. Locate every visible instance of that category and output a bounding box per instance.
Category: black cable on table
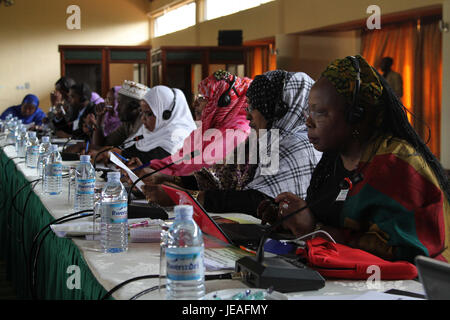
[102,273,236,300]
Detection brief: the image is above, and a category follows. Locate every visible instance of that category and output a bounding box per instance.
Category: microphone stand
[93,136,144,169]
[127,150,198,205]
[235,173,364,293]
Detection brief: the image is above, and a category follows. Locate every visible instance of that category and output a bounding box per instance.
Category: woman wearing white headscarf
[122,86,197,164]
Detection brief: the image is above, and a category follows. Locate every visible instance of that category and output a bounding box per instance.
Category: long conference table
[0,140,426,301]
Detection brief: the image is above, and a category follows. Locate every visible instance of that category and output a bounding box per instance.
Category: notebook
[160,184,293,249]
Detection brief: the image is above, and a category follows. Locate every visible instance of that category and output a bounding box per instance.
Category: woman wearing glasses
[267,55,450,263]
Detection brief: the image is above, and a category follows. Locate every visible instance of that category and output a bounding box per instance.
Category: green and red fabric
[342,136,450,263]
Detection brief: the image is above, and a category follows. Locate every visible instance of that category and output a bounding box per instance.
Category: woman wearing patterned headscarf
[139,70,321,216]
[142,70,252,177]
[195,70,322,215]
[272,55,450,263]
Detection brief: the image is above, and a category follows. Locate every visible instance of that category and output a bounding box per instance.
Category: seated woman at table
[96,86,122,137]
[266,55,450,263]
[124,70,252,200]
[120,85,197,164]
[138,71,322,216]
[1,94,46,126]
[136,70,253,178]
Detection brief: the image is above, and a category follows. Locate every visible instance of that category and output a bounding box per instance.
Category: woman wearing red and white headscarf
[148,70,252,176]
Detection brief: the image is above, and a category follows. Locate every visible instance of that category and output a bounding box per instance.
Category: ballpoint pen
[129,221,149,229]
[85,141,89,154]
[112,151,129,163]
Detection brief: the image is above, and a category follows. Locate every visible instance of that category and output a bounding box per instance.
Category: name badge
[336,189,349,202]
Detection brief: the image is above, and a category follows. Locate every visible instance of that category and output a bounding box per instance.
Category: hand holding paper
[109,151,146,192]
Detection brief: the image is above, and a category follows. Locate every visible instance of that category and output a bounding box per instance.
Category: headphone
[217,75,239,107]
[162,88,177,120]
[346,56,365,125]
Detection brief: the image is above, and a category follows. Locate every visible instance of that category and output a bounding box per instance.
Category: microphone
[93,135,144,169]
[127,150,199,205]
[235,172,364,293]
[62,136,73,151]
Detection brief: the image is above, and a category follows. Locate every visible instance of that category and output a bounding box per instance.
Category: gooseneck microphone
[93,135,144,169]
[126,150,200,205]
[235,172,364,293]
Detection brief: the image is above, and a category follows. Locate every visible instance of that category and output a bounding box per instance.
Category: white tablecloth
[1,143,426,300]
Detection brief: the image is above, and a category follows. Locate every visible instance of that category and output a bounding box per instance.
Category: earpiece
[346,56,365,125]
[162,88,177,120]
[217,75,238,108]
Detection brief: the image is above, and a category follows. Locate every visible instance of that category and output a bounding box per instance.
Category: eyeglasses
[195,94,207,103]
[302,107,328,121]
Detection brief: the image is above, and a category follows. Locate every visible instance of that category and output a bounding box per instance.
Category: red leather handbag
[295,238,418,280]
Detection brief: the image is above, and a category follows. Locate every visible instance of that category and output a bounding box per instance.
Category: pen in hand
[112,151,129,163]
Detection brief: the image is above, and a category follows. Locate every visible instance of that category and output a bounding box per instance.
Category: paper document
[204,247,252,271]
[109,152,145,192]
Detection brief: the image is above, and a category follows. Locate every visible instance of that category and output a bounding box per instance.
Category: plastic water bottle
[14,124,25,152]
[165,205,205,300]
[100,172,128,253]
[6,120,18,144]
[43,144,62,195]
[25,131,40,168]
[74,155,96,211]
[37,136,52,177]
[15,127,28,158]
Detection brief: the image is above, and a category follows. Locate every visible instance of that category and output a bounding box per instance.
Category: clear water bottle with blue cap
[43,144,62,195]
[100,171,128,253]
[15,127,28,158]
[74,155,96,211]
[37,136,52,177]
[25,131,40,168]
[165,205,205,300]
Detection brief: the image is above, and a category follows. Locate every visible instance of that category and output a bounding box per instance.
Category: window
[205,0,273,21]
[153,2,196,37]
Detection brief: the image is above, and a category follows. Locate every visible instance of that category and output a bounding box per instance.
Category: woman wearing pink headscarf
[147,70,252,176]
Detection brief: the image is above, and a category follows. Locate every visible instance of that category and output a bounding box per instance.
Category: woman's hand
[142,184,175,207]
[256,199,280,226]
[95,103,107,119]
[85,113,98,128]
[274,192,316,237]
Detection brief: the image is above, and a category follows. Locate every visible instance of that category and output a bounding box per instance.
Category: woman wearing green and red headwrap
[270,55,450,263]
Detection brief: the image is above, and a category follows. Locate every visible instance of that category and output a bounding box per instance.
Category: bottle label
[76,178,95,195]
[29,146,39,155]
[102,201,128,224]
[166,248,204,281]
[46,163,62,176]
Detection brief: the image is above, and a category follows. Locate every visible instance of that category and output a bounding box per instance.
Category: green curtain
[0,149,111,300]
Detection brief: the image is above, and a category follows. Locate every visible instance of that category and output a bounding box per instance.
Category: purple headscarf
[102,86,122,136]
